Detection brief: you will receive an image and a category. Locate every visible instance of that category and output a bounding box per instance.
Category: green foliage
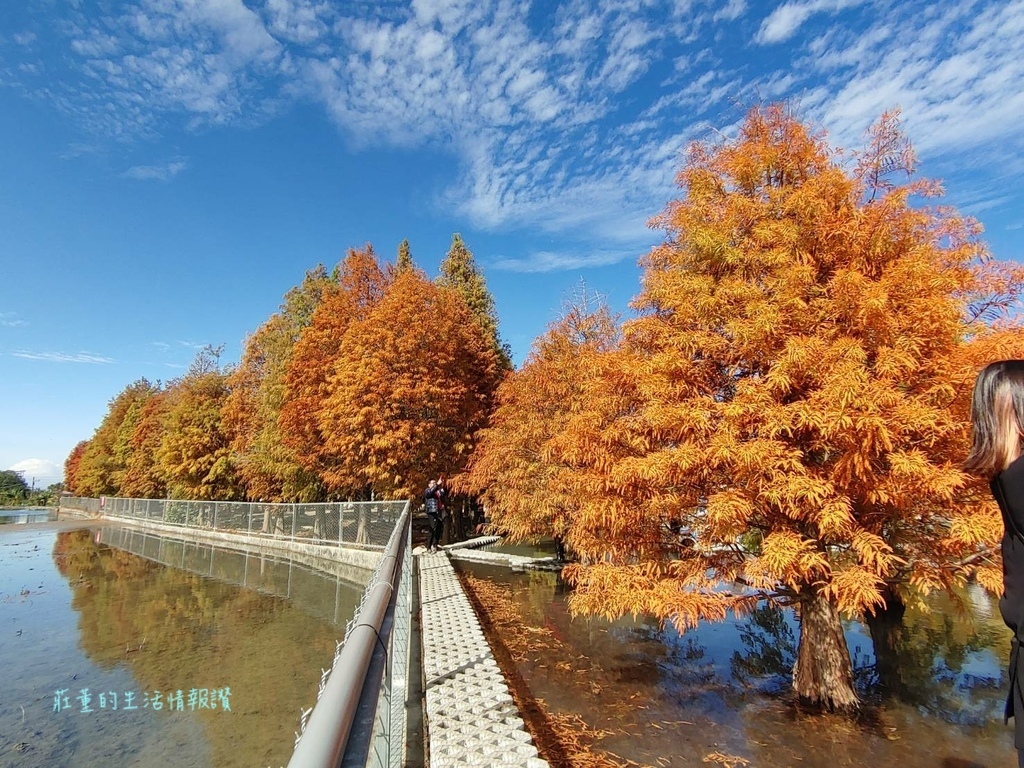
[438,233,510,370]
[396,239,413,273]
[0,469,29,504]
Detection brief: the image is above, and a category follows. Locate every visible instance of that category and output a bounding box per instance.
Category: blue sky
[2,0,1023,488]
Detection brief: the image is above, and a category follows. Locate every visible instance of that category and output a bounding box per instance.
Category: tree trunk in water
[356,506,367,544]
[793,587,859,712]
[442,496,466,544]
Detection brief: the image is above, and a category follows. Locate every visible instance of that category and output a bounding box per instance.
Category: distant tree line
[64,235,509,514]
[0,470,61,507]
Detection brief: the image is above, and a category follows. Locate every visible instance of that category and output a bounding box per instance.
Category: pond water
[0,522,370,768]
[456,559,1018,768]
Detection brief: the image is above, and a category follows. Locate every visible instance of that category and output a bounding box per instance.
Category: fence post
[248,503,253,535]
[214,503,219,531]
[292,504,297,541]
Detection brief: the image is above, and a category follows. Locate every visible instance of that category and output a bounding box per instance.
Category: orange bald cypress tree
[223,266,333,501]
[457,289,618,546]
[119,391,170,499]
[318,268,503,499]
[74,379,160,497]
[63,440,89,496]
[556,105,1024,711]
[157,346,240,500]
[278,246,389,496]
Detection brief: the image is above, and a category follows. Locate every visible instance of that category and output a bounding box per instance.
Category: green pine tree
[437,233,511,370]
[396,239,413,273]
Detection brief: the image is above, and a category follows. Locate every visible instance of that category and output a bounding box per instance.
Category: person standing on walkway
[424,478,444,553]
[966,360,1024,768]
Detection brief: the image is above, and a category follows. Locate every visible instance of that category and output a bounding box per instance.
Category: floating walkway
[417,547,549,768]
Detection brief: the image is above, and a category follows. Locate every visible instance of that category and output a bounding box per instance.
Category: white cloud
[796,1,1024,161]
[264,0,330,43]
[7,0,1024,264]
[11,351,115,363]
[54,0,285,132]
[714,0,747,22]
[0,312,27,327]
[757,2,816,43]
[492,248,639,273]
[12,32,37,46]
[121,160,188,181]
[756,0,868,45]
[71,32,121,58]
[8,458,63,487]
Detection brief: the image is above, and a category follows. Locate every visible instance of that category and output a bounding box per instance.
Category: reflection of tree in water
[730,603,797,691]
[52,529,341,768]
[469,568,1016,767]
[522,569,562,626]
[864,593,1007,723]
[723,594,1008,724]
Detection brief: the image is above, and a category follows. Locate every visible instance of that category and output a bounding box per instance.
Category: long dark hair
[965,360,1024,476]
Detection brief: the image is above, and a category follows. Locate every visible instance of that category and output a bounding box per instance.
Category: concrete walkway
[417,548,549,768]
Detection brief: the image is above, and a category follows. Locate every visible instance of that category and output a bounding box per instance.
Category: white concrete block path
[418,548,550,768]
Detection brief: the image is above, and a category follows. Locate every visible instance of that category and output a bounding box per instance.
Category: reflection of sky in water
[645,594,1008,724]
[0,529,209,768]
[598,583,1008,700]
[483,536,1006,713]
[0,525,362,768]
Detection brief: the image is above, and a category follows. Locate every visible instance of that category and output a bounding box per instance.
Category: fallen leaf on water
[703,751,751,768]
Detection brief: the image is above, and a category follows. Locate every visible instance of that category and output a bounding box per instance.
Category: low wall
[59,506,381,572]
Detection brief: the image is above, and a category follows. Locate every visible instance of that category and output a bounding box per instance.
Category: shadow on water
[457,560,1017,768]
[0,525,368,768]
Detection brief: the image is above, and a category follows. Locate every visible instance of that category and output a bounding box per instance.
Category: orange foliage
[491,105,1024,710]
[458,290,618,544]
[119,391,170,499]
[318,268,503,498]
[63,440,89,496]
[279,246,388,490]
[156,348,239,500]
[223,266,332,501]
[74,379,159,497]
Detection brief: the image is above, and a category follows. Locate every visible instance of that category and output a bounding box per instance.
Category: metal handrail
[288,504,411,768]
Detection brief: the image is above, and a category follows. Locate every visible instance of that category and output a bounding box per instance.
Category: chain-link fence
[378,517,412,768]
[60,496,406,550]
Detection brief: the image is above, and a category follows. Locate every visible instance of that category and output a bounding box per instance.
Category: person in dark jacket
[424,479,445,553]
[966,360,1024,767]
